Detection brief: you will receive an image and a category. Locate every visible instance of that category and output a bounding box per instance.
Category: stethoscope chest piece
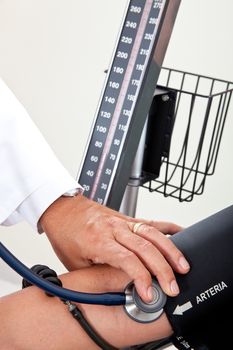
[124,278,167,323]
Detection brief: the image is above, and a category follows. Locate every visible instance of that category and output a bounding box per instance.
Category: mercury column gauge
[78,0,181,210]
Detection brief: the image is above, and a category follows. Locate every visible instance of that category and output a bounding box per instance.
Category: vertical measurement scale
[78,0,181,210]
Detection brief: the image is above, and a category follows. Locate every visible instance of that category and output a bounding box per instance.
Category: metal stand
[119,86,177,217]
[119,119,148,217]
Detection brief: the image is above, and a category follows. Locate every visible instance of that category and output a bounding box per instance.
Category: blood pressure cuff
[164,204,233,350]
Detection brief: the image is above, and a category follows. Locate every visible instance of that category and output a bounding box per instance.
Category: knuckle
[144,225,156,235]
[119,249,139,265]
[91,256,104,264]
[162,266,174,280]
[167,242,182,256]
[137,239,153,252]
[138,224,158,237]
[148,219,158,226]
[88,232,103,246]
[116,250,137,271]
[114,229,126,241]
[146,220,161,230]
[172,247,183,259]
[106,215,120,227]
[106,217,126,237]
[119,251,152,283]
[119,249,135,261]
[136,270,152,284]
[107,216,116,227]
[159,264,174,278]
[130,231,153,248]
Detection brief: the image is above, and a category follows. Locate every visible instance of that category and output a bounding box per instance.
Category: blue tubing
[0,242,126,306]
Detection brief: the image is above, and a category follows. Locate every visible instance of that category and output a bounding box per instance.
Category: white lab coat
[0,77,80,231]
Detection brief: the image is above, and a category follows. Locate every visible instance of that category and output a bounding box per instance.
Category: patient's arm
[0,265,173,350]
[2,205,233,350]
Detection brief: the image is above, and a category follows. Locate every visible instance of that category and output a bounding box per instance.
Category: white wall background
[0,0,233,301]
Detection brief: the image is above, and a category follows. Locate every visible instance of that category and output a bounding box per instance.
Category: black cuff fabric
[164,205,233,349]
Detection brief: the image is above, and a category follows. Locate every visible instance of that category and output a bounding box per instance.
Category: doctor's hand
[39,194,190,302]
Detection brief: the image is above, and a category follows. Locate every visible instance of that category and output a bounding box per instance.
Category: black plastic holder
[141,67,233,202]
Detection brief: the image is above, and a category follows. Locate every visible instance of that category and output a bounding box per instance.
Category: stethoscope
[0,241,166,323]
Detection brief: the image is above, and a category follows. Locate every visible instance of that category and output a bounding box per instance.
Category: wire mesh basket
[141,67,233,202]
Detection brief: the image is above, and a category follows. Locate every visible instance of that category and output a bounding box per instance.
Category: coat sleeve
[0,78,81,231]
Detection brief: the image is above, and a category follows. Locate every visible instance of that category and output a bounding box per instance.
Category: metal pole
[119,119,148,217]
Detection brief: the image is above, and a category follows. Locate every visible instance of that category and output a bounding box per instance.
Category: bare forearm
[0,266,173,350]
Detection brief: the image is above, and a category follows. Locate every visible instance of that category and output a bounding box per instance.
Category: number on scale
[126,21,137,29]
[140,49,149,56]
[123,109,131,117]
[109,81,120,89]
[144,33,153,40]
[118,124,127,132]
[100,111,111,119]
[96,125,107,133]
[113,66,124,74]
[101,183,107,190]
[131,79,140,86]
[117,51,128,59]
[105,96,115,104]
[127,94,135,102]
[95,141,103,148]
[136,64,144,71]
[105,168,112,176]
[121,36,133,44]
[86,170,94,177]
[130,5,142,13]
[110,154,116,160]
[91,155,98,162]
[154,2,162,9]
[83,184,90,192]
[149,17,158,25]
[114,139,120,146]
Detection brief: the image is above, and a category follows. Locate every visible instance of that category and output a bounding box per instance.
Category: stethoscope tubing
[0,242,126,305]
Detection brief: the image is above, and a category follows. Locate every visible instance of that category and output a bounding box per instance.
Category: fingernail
[147,286,154,301]
[170,280,179,295]
[179,256,190,271]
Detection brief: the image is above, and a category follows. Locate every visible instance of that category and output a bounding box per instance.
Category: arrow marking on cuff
[173,301,193,315]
